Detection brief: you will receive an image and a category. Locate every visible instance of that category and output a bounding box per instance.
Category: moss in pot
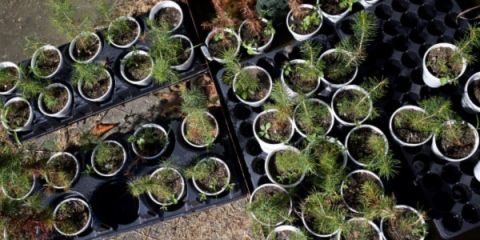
[53,198,90,236]
[266,147,313,186]
[0,64,20,93]
[128,125,169,159]
[294,98,332,136]
[42,153,78,192]
[381,204,428,240]
[247,185,293,226]
[239,1,275,54]
[287,0,322,35]
[72,62,111,101]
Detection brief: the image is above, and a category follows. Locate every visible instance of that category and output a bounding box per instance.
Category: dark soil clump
[0,67,18,92]
[209,34,238,59]
[321,0,349,15]
[468,79,480,107]
[240,68,271,102]
[82,71,111,99]
[256,111,292,144]
[124,55,152,81]
[437,123,476,159]
[73,36,100,61]
[55,200,89,234]
[36,50,60,76]
[196,160,228,193]
[393,109,430,143]
[343,172,382,212]
[426,47,463,78]
[240,21,271,48]
[5,101,30,129]
[154,7,182,29]
[42,86,69,114]
[288,8,321,35]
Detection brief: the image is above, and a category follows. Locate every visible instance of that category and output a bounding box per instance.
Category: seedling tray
[28,107,247,240]
[3,2,208,143]
[334,0,479,238]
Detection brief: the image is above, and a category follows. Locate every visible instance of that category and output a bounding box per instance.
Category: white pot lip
[380,205,426,240]
[249,183,293,226]
[345,124,389,167]
[389,105,433,147]
[319,49,359,88]
[148,167,186,206]
[46,152,80,189]
[253,109,295,145]
[1,97,33,131]
[281,59,321,97]
[331,85,372,126]
[148,0,183,32]
[108,16,142,48]
[340,170,384,213]
[31,45,63,78]
[191,157,231,196]
[266,225,302,240]
[265,146,305,188]
[337,217,382,240]
[307,137,348,175]
[294,98,334,138]
[464,72,480,111]
[78,69,113,102]
[286,4,323,35]
[301,207,341,237]
[423,43,467,84]
[131,123,169,160]
[1,173,36,201]
[238,18,275,51]
[120,50,154,84]
[432,120,480,162]
[169,34,194,68]
[69,32,102,64]
[53,197,92,236]
[38,83,73,117]
[320,4,350,19]
[181,111,219,148]
[0,61,21,94]
[91,140,126,177]
[205,28,241,62]
[233,65,273,106]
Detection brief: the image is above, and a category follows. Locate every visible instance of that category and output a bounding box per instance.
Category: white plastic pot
[422,43,467,88]
[287,4,323,41]
[253,109,295,154]
[170,34,195,71]
[108,16,142,48]
[131,123,169,160]
[31,45,64,78]
[461,72,480,114]
[380,205,426,240]
[1,174,36,201]
[293,98,334,137]
[1,97,33,132]
[53,198,92,236]
[249,184,293,226]
[320,4,349,24]
[331,85,372,126]
[340,170,384,213]
[337,218,382,240]
[120,50,154,86]
[149,0,183,33]
[45,152,80,189]
[281,59,321,98]
[91,140,127,177]
[301,207,341,238]
[148,167,186,206]
[238,18,275,55]
[318,49,359,91]
[432,120,479,162]
[68,32,102,64]
[0,62,21,94]
[191,157,231,196]
[38,83,73,118]
[181,112,219,148]
[78,69,113,102]
[346,124,388,167]
[265,146,305,188]
[389,105,433,147]
[266,225,303,240]
[201,28,241,63]
[474,161,480,182]
[232,66,273,107]
[359,0,381,8]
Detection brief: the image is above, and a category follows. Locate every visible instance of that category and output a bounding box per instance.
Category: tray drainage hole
[442,212,463,232]
[410,68,425,85]
[240,121,254,138]
[375,42,393,59]
[233,104,252,120]
[418,4,437,20]
[252,157,266,174]
[460,160,475,176]
[383,19,400,36]
[246,139,262,156]
[340,18,354,36]
[462,204,480,224]
[401,52,421,68]
[392,0,410,12]
[452,183,472,203]
[428,20,446,36]
[469,178,480,194]
[375,4,393,20]
[393,76,411,93]
[401,12,419,28]
[257,176,271,186]
[422,173,443,192]
[435,0,453,13]
[412,154,432,174]
[384,59,403,76]
[441,165,462,184]
[432,191,455,212]
[392,36,410,52]
[227,88,240,103]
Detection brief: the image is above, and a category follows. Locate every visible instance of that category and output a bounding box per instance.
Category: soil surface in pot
[323,52,356,84]
[110,19,139,46]
[348,128,384,164]
[124,54,152,81]
[73,36,100,61]
[82,71,111,100]
[237,68,270,102]
[343,172,382,211]
[134,127,167,157]
[5,101,30,129]
[256,112,292,144]
[334,89,369,122]
[468,78,480,107]
[94,142,124,175]
[240,21,271,48]
[195,160,228,193]
[185,114,217,146]
[42,86,69,114]
[341,220,380,240]
[285,64,318,93]
[288,8,320,35]
[426,47,463,79]
[321,0,349,15]
[154,7,181,29]
[383,208,424,240]
[175,37,191,65]
[393,109,430,144]
[152,169,183,203]
[55,200,89,234]
[46,154,77,188]
[0,67,18,92]
[251,186,290,224]
[36,49,60,76]
[268,150,302,185]
[295,101,331,135]
[437,123,476,159]
[208,34,238,59]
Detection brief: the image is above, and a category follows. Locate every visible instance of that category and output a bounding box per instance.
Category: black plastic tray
[3,2,208,143]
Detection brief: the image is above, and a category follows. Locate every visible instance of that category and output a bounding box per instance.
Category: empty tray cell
[422,173,443,192]
[432,191,455,212]
[462,204,480,224]
[442,212,464,232]
[392,0,410,12]
[246,139,262,156]
[441,165,462,184]
[427,19,446,36]
[401,12,420,28]
[240,121,254,138]
[451,183,472,203]
[233,105,252,120]
[375,4,393,20]
[412,154,432,175]
[401,51,421,68]
[418,4,437,21]
[252,157,266,175]
[384,19,401,36]
[460,160,476,176]
[435,0,453,13]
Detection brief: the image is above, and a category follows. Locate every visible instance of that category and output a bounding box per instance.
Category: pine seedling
[340,217,377,240]
[127,127,168,149]
[23,35,52,77]
[71,62,107,88]
[302,191,347,235]
[264,81,299,122]
[239,0,275,54]
[273,148,314,184]
[121,49,153,80]
[381,200,428,239]
[104,15,136,45]
[93,142,123,170]
[16,65,50,99]
[41,154,77,193]
[223,48,260,99]
[42,87,60,111]
[295,99,331,135]
[128,168,179,205]
[94,0,117,26]
[201,0,239,43]
[183,158,232,194]
[247,187,294,226]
